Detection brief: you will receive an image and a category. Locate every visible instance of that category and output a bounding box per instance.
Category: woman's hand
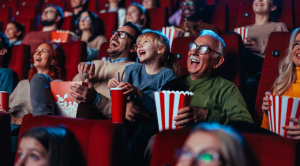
[262,91,272,115]
[119,82,142,99]
[108,78,120,88]
[283,118,300,140]
[245,38,260,52]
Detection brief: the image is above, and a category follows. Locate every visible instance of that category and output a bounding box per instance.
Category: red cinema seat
[0,21,3,32]
[19,0,43,7]
[147,7,168,31]
[87,0,99,13]
[0,112,11,166]
[97,42,110,60]
[254,32,291,125]
[99,0,108,11]
[8,44,31,81]
[16,115,126,166]
[295,0,300,28]
[202,3,228,34]
[0,7,12,28]
[236,0,294,31]
[171,33,244,90]
[151,130,300,166]
[206,0,216,5]
[97,12,118,40]
[60,41,87,81]
[14,18,36,34]
[13,5,38,20]
[218,0,243,31]
[0,0,17,9]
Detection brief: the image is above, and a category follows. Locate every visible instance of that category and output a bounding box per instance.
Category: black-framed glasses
[176,148,222,165]
[180,1,195,8]
[111,31,135,41]
[189,42,222,56]
[78,16,90,21]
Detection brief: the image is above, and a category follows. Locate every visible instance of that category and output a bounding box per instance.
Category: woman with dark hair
[5,22,24,45]
[125,3,150,33]
[78,10,107,60]
[15,126,85,166]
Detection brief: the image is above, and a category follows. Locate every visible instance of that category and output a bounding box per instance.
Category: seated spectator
[78,10,107,60]
[261,28,300,139]
[69,0,87,19]
[0,42,65,125]
[176,123,246,166]
[15,126,85,166]
[22,5,64,56]
[126,3,150,33]
[99,0,126,28]
[172,0,218,36]
[142,0,159,9]
[0,32,16,94]
[4,22,24,45]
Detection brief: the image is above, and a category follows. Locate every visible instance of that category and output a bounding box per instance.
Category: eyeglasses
[176,149,221,165]
[111,31,135,41]
[189,42,222,56]
[42,10,56,15]
[78,16,90,21]
[180,1,195,8]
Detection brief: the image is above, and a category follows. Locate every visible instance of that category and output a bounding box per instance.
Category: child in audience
[142,0,159,9]
[15,126,85,166]
[176,123,246,166]
[99,0,126,28]
[5,22,24,45]
[78,10,107,60]
[125,3,150,33]
[108,31,178,166]
[261,28,300,139]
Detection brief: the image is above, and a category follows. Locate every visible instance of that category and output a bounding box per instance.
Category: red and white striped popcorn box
[162,27,185,49]
[267,95,300,138]
[234,27,248,43]
[154,91,194,131]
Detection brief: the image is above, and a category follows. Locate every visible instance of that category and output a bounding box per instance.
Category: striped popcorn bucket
[234,27,248,43]
[162,27,185,49]
[154,91,194,131]
[267,95,300,138]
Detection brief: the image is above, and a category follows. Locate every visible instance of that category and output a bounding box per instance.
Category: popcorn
[162,26,184,49]
[52,30,79,43]
[234,27,248,43]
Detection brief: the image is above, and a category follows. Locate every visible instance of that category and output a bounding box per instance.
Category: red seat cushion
[254,32,291,125]
[16,115,126,166]
[0,112,11,166]
[147,7,169,31]
[97,42,110,60]
[8,44,31,81]
[60,41,87,81]
[202,3,228,34]
[97,12,118,40]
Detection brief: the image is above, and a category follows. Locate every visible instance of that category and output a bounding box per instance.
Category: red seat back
[0,7,12,28]
[19,0,42,7]
[236,0,294,31]
[202,3,228,34]
[0,0,17,9]
[16,115,126,166]
[97,41,110,60]
[13,5,38,20]
[99,0,108,11]
[218,0,243,31]
[97,12,118,40]
[0,112,11,166]
[8,44,31,81]
[14,18,36,34]
[254,32,291,125]
[147,7,168,31]
[151,129,300,166]
[59,41,87,81]
[295,0,300,28]
[87,0,99,13]
[171,33,244,90]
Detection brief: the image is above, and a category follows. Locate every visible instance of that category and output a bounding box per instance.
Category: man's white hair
[199,30,226,57]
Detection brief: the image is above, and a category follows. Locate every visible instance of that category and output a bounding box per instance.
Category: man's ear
[213,56,224,69]
[16,31,22,37]
[0,48,7,56]
[130,44,137,53]
[55,16,61,23]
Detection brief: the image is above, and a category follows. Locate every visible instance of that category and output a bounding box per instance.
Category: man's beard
[41,19,56,26]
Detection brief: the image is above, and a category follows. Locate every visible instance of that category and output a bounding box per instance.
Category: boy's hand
[108,78,120,88]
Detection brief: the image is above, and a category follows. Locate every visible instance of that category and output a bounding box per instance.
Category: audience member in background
[242,0,288,76]
[0,42,65,125]
[70,0,88,19]
[71,22,140,119]
[78,10,107,60]
[5,22,24,45]
[173,0,218,36]
[22,5,64,56]
[15,126,85,166]
[99,0,126,28]
[108,31,178,166]
[0,32,16,94]
[142,0,159,9]
[261,28,300,139]
[176,123,246,166]
[126,3,150,33]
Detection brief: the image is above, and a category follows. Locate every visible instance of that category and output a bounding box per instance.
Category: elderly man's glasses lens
[181,1,195,7]
[176,149,221,165]
[189,42,222,56]
[111,31,135,41]
[78,16,90,21]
